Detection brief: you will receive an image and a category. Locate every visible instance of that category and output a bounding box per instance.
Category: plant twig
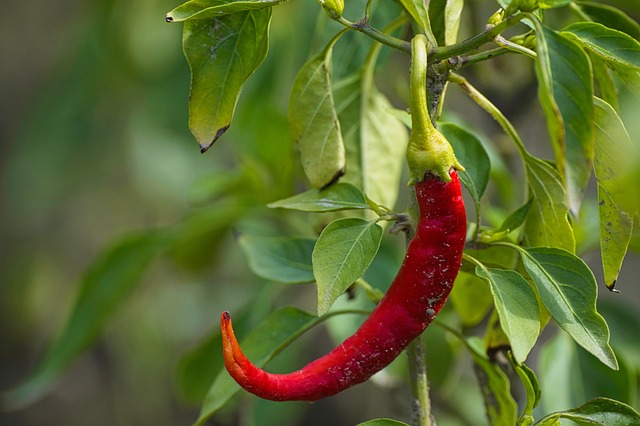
[335,16,411,52]
[430,13,526,62]
[407,338,435,426]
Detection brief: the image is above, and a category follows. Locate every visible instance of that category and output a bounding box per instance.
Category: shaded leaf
[520,247,617,369]
[466,337,519,425]
[289,33,346,188]
[175,312,250,405]
[167,203,245,271]
[183,10,271,151]
[238,235,315,284]
[439,122,491,203]
[563,22,640,70]
[538,332,635,416]
[576,2,640,41]
[533,20,594,213]
[334,73,408,210]
[523,156,576,252]
[591,54,619,111]
[449,272,493,327]
[593,97,634,290]
[497,198,533,233]
[510,357,541,425]
[166,0,288,22]
[2,232,168,409]
[268,182,371,212]
[313,218,383,315]
[195,307,317,425]
[398,0,436,45]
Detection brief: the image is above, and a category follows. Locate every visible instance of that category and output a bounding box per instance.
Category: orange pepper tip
[220,311,250,380]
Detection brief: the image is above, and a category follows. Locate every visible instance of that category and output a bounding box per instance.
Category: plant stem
[336,16,411,53]
[407,337,434,426]
[494,35,537,59]
[402,210,433,426]
[460,46,511,67]
[430,13,525,62]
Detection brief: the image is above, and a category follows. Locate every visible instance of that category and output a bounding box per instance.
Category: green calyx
[407,35,463,185]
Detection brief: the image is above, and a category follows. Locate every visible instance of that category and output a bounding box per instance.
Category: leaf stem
[494,35,537,59]
[335,16,411,52]
[430,13,525,62]
[460,46,511,67]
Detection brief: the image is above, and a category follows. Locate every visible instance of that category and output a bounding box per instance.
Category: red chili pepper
[221,170,466,401]
[220,34,466,401]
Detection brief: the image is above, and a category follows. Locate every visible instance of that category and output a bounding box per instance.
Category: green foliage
[533,18,595,214]
[289,31,346,188]
[6,0,640,424]
[474,266,540,363]
[183,10,271,151]
[313,218,383,315]
[518,246,617,369]
[238,235,316,284]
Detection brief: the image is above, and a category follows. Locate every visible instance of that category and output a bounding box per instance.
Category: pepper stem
[407,35,463,185]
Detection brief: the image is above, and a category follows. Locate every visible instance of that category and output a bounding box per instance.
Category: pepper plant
[4,0,640,425]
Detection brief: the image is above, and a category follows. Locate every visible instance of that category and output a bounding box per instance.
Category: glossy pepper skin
[221,169,466,401]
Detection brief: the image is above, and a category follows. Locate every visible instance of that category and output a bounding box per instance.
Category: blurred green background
[1,1,639,425]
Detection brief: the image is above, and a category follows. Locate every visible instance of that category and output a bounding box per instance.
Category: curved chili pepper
[221,170,466,401]
[220,34,466,401]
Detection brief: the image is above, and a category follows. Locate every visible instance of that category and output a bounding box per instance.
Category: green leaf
[268,182,371,212]
[561,398,640,425]
[449,272,493,327]
[591,54,620,111]
[593,98,634,290]
[398,0,437,45]
[538,331,635,415]
[523,156,576,252]
[444,0,464,45]
[2,232,167,409]
[519,247,617,370]
[562,22,640,70]
[167,203,245,271]
[175,312,251,405]
[313,218,383,315]
[166,0,288,22]
[176,332,223,406]
[576,2,640,41]
[194,307,318,425]
[357,420,409,426]
[237,235,316,284]
[497,198,533,233]
[289,33,346,189]
[334,73,408,210]
[535,397,640,426]
[475,267,540,363]
[439,122,491,204]
[183,10,271,152]
[510,357,541,425]
[538,331,576,413]
[463,336,518,426]
[533,20,595,213]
